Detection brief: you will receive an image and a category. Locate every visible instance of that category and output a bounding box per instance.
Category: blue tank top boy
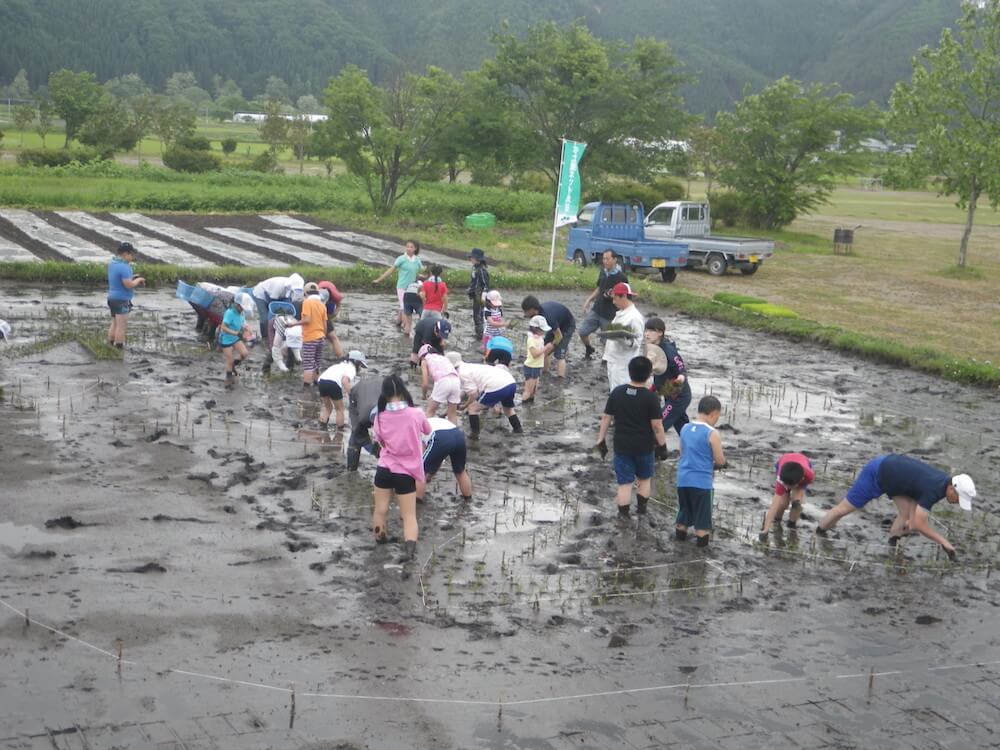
[219,307,245,346]
[677,421,716,489]
[107,257,134,301]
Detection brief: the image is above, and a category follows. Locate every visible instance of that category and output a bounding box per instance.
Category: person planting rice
[594,356,669,520]
[420,265,448,318]
[452,353,523,440]
[481,290,507,353]
[643,317,691,438]
[317,280,345,358]
[218,293,253,388]
[106,242,144,350]
[417,417,473,504]
[676,395,726,546]
[601,283,645,391]
[815,454,976,560]
[520,295,576,378]
[317,350,368,429]
[759,452,815,539]
[371,375,432,561]
[410,317,452,369]
[346,376,384,471]
[251,273,303,340]
[484,334,515,368]
[270,315,302,373]
[419,343,461,424]
[0,320,11,343]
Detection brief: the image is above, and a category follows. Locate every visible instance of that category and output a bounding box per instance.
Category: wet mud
[1,286,999,748]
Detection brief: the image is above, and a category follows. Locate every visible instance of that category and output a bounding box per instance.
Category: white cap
[485,290,503,306]
[528,314,551,332]
[348,350,368,368]
[0,320,10,341]
[234,292,256,316]
[288,273,305,292]
[952,474,976,511]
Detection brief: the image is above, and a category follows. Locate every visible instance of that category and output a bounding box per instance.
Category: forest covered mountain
[0,0,963,114]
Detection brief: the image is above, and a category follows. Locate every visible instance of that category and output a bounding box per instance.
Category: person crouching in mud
[371,375,432,561]
[759,452,815,540]
[815,454,976,560]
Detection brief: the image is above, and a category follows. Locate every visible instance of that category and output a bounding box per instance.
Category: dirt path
[1,287,999,748]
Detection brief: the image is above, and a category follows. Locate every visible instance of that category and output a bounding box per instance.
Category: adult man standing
[467,248,491,339]
[602,282,645,391]
[579,249,628,359]
[520,295,576,378]
[106,242,144,350]
[816,454,976,560]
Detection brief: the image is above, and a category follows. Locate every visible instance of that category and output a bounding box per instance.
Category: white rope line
[3,594,1000,707]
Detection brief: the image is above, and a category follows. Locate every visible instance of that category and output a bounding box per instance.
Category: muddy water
[1,286,999,748]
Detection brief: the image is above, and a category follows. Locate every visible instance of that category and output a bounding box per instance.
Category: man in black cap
[106,242,145,349]
[467,248,490,339]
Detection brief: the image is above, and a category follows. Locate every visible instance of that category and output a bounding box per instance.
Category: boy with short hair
[676,395,726,546]
[759,452,815,539]
[595,356,669,519]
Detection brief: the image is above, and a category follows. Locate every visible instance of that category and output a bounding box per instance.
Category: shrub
[162,146,222,173]
[16,147,109,167]
[249,150,281,173]
[177,135,213,151]
[221,138,238,155]
[510,172,553,194]
[584,177,684,212]
[650,176,686,201]
[708,191,744,227]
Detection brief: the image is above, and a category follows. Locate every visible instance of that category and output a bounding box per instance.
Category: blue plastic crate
[190,286,215,308]
[176,280,197,301]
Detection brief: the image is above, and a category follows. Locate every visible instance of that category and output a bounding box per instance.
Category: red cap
[612,282,636,297]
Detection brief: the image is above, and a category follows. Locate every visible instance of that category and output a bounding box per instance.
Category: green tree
[320,65,461,215]
[7,69,30,101]
[12,104,34,145]
[258,98,289,154]
[35,100,53,148]
[715,77,876,229]
[151,98,196,151]
[287,115,311,173]
[48,69,104,147]
[221,137,238,155]
[130,94,160,160]
[687,125,724,195]
[485,23,690,184]
[78,95,140,152]
[889,0,1000,268]
[265,76,290,104]
[296,94,320,113]
[104,74,150,100]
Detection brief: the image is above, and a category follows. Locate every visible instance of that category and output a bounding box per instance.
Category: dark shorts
[486,349,512,366]
[318,380,344,400]
[108,298,132,316]
[219,337,241,349]
[423,427,467,476]
[661,388,692,434]
[676,486,713,530]
[551,320,576,360]
[613,452,654,485]
[403,293,423,316]
[523,366,542,380]
[478,382,517,408]
[845,456,887,508]
[325,319,337,335]
[374,466,417,495]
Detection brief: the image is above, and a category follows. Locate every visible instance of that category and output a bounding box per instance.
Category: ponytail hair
[376,374,415,413]
[430,264,443,292]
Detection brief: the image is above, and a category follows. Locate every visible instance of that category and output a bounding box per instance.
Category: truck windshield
[648,206,674,224]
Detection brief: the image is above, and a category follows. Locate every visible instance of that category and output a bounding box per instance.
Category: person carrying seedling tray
[815,454,976,560]
[643,317,691,438]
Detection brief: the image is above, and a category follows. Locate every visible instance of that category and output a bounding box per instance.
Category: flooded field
[1,286,999,749]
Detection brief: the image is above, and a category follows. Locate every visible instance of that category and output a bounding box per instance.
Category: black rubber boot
[508,415,523,434]
[468,414,481,440]
[617,504,631,518]
[636,495,649,515]
[675,528,688,541]
[405,540,417,561]
[696,535,710,548]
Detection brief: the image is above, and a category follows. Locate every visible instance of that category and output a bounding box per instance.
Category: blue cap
[435,319,452,339]
[485,335,514,354]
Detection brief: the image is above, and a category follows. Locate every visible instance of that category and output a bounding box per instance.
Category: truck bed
[678,235,774,257]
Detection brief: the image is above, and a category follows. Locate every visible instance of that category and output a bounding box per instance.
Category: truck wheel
[573,250,587,267]
[660,268,677,283]
[740,264,760,276]
[706,253,728,276]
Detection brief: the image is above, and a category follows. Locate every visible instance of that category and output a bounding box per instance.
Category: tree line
[4,3,1000,268]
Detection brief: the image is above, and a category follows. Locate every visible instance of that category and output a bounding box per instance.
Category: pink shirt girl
[373,405,432,481]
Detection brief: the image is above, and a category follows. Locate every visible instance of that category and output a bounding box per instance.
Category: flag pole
[548,139,567,274]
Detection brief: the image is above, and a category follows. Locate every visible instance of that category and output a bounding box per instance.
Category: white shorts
[396,288,406,310]
[431,375,461,404]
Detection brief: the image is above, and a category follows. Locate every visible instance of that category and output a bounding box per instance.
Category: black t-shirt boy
[594,267,628,320]
[604,384,661,455]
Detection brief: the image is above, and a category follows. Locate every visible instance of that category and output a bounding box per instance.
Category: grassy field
[0,158,997,376]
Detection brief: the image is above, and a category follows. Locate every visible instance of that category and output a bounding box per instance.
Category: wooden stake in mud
[497,695,503,732]
[116,638,123,676]
[684,675,692,707]
[289,684,296,729]
[867,667,875,701]
[23,608,29,629]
